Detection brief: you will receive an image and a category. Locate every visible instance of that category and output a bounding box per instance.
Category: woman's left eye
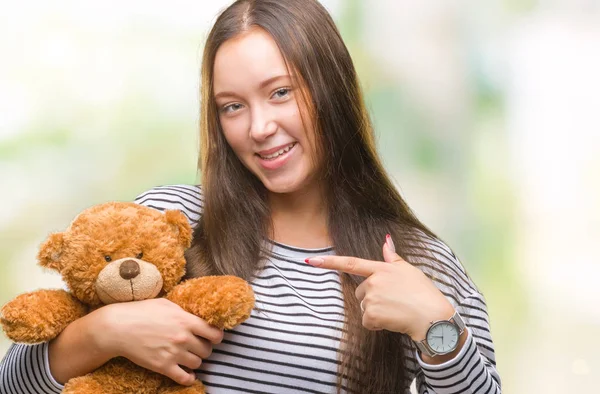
[272,88,290,99]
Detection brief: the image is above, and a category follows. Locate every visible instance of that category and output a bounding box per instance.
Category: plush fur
[0,202,255,394]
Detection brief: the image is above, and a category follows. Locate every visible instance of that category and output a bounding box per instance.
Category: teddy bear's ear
[164,210,193,248]
[37,232,65,272]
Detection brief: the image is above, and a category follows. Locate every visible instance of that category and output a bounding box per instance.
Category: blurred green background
[1,1,598,392]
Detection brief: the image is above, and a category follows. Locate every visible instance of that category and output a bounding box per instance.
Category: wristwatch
[415,311,466,358]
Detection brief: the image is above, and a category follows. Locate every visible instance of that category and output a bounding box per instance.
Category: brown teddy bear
[0,201,255,394]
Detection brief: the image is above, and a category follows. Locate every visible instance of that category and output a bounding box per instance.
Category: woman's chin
[261,174,306,195]
[264,181,301,194]
[250,158,317,195]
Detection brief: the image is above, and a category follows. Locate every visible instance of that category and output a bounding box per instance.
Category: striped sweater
[0,184,501,393]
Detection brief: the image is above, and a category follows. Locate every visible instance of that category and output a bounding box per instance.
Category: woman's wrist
[48,308,116,384]
[91,305,122,358]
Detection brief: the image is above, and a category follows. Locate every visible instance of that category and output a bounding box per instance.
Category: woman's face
[213,27,319,195]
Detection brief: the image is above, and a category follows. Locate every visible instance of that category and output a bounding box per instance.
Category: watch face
[426,321,459,354]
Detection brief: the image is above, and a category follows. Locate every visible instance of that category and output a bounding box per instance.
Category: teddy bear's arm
[166,276,255,330]
[1,289,87,344]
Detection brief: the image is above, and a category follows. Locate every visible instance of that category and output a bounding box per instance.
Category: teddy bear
[0,201,255,394]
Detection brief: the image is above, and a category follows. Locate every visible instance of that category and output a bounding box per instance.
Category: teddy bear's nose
[119,260,140,280]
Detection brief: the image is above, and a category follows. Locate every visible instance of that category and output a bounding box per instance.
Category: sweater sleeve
[133,184,203,227]
[403,231,502,393]
[0,342,63,394]
[414,291,501,393]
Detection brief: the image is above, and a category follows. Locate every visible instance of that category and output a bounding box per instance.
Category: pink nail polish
[305,257,325,266]
[386,234,396,253]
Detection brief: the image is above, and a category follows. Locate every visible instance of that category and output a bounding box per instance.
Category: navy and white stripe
[0,184,501,393]
[0,342,63,394]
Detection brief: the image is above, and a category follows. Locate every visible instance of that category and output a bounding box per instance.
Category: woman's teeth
[259,143,296,160]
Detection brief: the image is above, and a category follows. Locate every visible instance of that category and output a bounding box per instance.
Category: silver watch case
[415,311,466,358]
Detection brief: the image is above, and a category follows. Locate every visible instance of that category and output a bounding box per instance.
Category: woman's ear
[37,232,65,272]
[164,210,193,248]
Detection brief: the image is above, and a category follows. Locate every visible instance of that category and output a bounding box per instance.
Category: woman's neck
[268,184,332,249]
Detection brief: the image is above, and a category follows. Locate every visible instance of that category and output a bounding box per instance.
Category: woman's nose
[249,108,277,141]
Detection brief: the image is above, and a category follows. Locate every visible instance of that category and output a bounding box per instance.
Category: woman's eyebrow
[258,74,291,89]
[214,75,293,99]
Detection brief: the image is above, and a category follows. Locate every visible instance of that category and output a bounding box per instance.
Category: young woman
[0,0,501,393]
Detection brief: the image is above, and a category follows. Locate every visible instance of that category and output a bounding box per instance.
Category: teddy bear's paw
[0,289,86,343]
[65,371,163,394]
[167,276,255,330]
[159,380,206,394]
[63,375,106,394]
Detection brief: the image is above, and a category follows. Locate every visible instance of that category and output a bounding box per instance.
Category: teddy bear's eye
[104,255,112,262]
[136,252,143,259]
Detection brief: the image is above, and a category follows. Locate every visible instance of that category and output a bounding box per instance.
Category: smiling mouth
[256,142,297,160]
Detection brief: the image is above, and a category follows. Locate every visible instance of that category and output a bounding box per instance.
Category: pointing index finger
[305,256,382,277]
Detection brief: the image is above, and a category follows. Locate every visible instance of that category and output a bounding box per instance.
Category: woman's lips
[256,142,296,157]
[255,142,297,170]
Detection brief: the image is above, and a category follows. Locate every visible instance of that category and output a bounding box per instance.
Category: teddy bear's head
[37,202,193,306]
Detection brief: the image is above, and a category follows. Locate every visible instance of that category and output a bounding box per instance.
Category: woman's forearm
[48,309,114,384]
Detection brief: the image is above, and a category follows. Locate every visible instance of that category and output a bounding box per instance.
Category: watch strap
[450,310,466,334]
[415,337,435,357]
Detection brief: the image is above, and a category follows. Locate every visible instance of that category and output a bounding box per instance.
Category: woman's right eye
[221,103,243,114]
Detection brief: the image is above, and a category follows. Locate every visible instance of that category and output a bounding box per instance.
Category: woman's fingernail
[386,234,396,253]
[305,257,325,266]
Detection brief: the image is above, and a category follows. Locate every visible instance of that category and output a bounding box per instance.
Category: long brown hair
[186,0,459,392]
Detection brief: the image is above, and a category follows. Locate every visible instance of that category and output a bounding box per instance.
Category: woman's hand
[95,298,224,385]
[305,235,455,342]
